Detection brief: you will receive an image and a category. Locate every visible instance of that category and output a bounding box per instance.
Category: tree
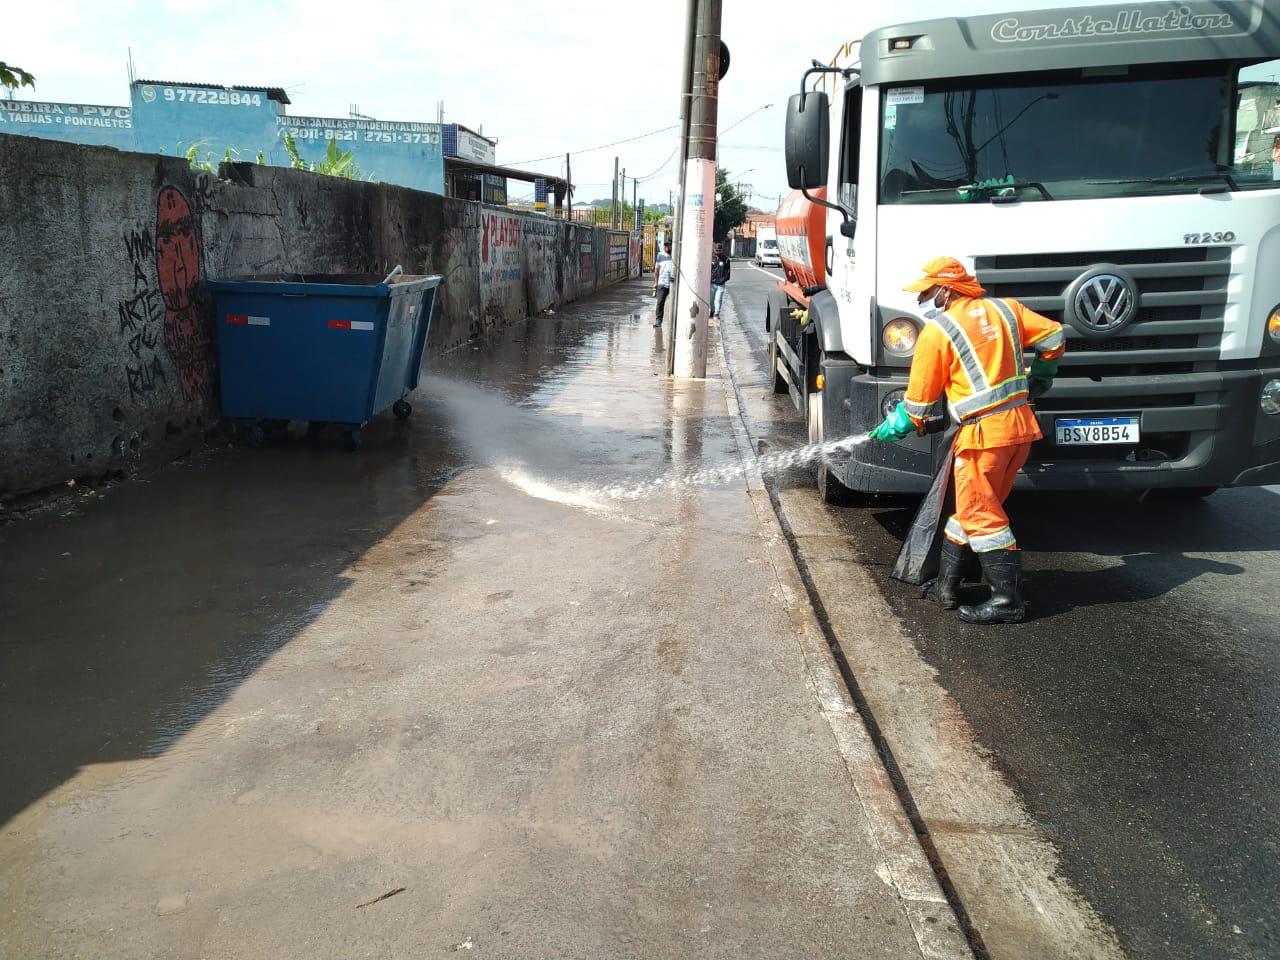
[713,166,749,242]
[1,61,36,92]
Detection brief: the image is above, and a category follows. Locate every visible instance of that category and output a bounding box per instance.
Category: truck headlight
[882,318,919,357]
[1268,307,1280,344]
[1263,379,1280,416]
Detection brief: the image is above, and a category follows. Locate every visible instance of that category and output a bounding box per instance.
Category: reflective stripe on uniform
[945,517,969,544]
[928,311,989,393]
[988,298,1022,360]
[1030,327,1065,353]
[969,526,1017,552]
[962,393,1029,424]
[953,376,1030,419]
[903,398,934,419]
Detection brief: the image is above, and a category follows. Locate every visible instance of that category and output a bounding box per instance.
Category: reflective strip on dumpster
[328,320,376,331]
[227,313,270,326]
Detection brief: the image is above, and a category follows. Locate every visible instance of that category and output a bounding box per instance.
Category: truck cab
[772,1,1280,501]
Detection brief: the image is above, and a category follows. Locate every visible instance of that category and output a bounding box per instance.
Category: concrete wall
[0,134,633,502]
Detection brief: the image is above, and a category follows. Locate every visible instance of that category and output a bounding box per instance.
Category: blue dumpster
[207,268,443,448]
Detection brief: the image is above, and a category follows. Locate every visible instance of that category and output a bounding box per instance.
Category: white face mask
[919,290,948,319]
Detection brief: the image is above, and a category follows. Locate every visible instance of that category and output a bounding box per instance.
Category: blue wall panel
[130,82,278,159]
[0,83,445,195]
[0,99,134,149]
[276,115,444,194]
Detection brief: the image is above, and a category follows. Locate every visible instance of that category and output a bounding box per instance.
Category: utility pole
[667,0,700,373]
[565,152,572,218]
[612,156,619,229]
[622,167,627,228]
[673,0,721,379]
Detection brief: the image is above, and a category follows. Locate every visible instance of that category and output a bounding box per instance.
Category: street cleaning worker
[869,256,1065,624]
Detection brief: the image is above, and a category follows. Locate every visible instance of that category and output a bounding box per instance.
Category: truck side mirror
[785,91,829,190]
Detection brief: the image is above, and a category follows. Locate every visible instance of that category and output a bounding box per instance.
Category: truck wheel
[393,399,412,420]
[807,390,856,506]
[764,292,790,395]
[768,335,789,395]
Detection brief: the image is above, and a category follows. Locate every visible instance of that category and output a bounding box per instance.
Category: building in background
[1,81,570,209]
[727,209,776,258]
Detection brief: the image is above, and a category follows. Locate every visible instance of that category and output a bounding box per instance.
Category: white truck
[768,0,1280,502]
[754,226,782,266]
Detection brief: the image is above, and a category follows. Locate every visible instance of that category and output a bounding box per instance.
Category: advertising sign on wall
[607,232,629,282]
[483,174,508,205]
[0,100,134,148]
[456,129,496,164]
[4,84,448,196]
[276,115,444,194]
[131,82,279,158]
[442,124,497,165]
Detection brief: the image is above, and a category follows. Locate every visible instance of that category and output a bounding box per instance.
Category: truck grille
[974,247,1231,465]
[974,246,1230,375]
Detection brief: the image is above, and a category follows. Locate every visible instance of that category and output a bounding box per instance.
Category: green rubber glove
[1028,356,1058,398]
[868,401,916,443]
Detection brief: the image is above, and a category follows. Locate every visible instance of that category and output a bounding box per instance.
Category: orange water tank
[776,188,827,296]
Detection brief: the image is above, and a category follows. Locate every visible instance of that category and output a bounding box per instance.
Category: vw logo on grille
[1069,269,1136,336]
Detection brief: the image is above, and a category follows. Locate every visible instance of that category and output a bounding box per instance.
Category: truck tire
[768,338,789,394]
[807,388,856,506]
[765,291,791,395]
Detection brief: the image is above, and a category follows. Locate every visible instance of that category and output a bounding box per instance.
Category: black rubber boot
[931,538,966,610]
[958,549,1027,624]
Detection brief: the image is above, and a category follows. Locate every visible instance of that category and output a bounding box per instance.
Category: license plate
[1055,416,1140,446]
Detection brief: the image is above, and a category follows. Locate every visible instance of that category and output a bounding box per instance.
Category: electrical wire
[635,146,679,182]
[506,123,680,166]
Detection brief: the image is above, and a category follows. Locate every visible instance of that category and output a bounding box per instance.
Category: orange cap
[903,256,977,293]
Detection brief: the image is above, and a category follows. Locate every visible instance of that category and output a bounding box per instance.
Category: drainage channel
[717,324,993,960]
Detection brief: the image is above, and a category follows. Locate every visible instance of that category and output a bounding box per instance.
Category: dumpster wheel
[393,399,412,420]
[344,429,364,452]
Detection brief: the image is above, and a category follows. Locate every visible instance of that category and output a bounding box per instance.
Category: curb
[711,321,975,960]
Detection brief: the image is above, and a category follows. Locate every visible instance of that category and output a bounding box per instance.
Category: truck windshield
[879,60,1280,204]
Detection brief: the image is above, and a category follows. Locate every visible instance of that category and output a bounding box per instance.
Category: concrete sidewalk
[1,283,967,959]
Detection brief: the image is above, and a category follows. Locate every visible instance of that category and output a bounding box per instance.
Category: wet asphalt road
[727,264,1279,960]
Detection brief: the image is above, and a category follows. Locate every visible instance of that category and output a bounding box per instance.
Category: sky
[6,0,1163,211]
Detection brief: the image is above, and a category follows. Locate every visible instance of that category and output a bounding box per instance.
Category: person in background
[710,244,731,320]
[653,241,674,327]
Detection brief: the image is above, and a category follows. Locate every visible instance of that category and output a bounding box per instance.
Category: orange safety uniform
[903,293,1065,552]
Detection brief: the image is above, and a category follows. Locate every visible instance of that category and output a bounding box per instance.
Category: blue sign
[0,82,447,195]
[0,99,133,149]
[130,82,279,159]
[276,115,444,194]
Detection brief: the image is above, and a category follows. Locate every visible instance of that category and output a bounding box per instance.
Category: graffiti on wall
[480,209,525,320]
[117,225,167,400]
[155,186,214,402]
[629,232,641,280]
[520,217,560,314]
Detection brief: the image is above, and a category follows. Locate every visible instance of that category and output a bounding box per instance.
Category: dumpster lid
[206,272,442,297]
